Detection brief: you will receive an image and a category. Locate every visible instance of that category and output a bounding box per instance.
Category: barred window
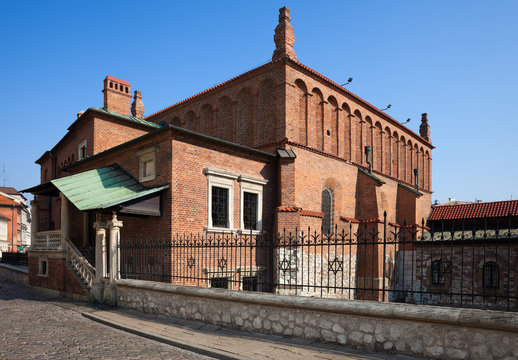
[431,259,445,285]
[483,262,499,289]
[322,188,333,235]
[210,277,229,289]
[211,186,229,228]
[243,192,258,230]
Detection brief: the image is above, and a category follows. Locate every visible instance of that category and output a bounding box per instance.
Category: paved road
[0,278,213,360]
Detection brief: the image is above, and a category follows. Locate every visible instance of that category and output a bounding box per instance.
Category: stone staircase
[63,238,95,294]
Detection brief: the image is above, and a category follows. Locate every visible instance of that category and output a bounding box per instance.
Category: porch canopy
[22,164,168,216]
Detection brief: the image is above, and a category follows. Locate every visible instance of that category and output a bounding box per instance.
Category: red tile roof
[340,216,360,223]
[105,76,130,87]
[0,187,19,195]
[429,200,518,221]
[300,210,324,218]
[276,206,301,213]
[0,193,18,205]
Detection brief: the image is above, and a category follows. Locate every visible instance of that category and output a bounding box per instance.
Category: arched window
[321,188,333,235]
[483,262,499,289]
[431,259,446,285]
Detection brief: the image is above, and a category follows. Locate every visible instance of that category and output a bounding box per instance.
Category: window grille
[212,186,229,228]
[210,277,229,289]
[243,192,258,230]
[483,262,499,289]
[431,259,445,285]
[322,189,333,235]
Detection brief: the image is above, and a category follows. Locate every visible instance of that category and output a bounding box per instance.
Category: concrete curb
[82,312,246,360]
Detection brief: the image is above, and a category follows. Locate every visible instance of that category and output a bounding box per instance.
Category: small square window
[78,140,87,160]
[38,257,48,276]
[137,148,157,182]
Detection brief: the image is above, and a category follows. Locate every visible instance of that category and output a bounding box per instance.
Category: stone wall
[116,279,518,360]
[0,263,28,286]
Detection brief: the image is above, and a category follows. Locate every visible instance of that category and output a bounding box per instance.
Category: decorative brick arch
[236,87,255,144]
[257,78,278,146]
[342,102,352,161]
[354,109,363,164]
[309,87,324,150]
[217,96,234,141]
[384,126,392,176]
[294,79,308,145]
[184,110,198,133]
[326,95,339,156]
[200,103,214,136]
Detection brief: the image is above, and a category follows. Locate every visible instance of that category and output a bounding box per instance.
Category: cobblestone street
[0,278,213,360]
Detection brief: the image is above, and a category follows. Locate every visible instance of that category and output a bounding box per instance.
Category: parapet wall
[0,263,28,286]
[116,279,518,359]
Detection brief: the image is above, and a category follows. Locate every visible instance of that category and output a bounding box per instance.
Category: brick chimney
[131,90,145,118]
[103,76,132,116]
[419,113,431,143]
[272,6,297,61]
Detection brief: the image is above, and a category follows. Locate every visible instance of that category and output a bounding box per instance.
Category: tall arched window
[322,188,333,235]
[483,262,499,289]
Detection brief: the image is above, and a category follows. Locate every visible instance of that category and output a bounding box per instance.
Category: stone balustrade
[31,231,61,251]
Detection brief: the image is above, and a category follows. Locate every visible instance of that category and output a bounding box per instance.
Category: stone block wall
[116,279,518,360]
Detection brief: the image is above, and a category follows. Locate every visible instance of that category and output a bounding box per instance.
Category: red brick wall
[285,62,433,191]
[149,63,286,149]
[28,253,88,296]
[170,133,275,235]
[93,115,149,154]
[0,204,18,251]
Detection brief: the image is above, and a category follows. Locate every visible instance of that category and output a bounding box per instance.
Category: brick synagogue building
[23,7,439,303]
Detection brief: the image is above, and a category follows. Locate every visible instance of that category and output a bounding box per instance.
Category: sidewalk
[81,306,424,360]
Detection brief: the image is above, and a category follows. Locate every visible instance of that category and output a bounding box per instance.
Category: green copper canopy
[25,165,168,211]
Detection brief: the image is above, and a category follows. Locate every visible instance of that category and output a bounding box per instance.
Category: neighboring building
[23,7,434,300]
[0,214,9,254]
[0,189,30,252]
[411,200,518,309]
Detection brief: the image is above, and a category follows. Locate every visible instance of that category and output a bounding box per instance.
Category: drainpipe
[365,146,373,174]
[414,168,420,192]
[48,152,57,230]
[11,205,15,252]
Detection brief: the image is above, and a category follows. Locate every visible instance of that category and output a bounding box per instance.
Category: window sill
[238,229,262,235]
[139,175,156,183]
[37,273,49,278]
[204,227,237,234]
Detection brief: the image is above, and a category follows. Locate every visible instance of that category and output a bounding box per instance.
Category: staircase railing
[63,237,95,290]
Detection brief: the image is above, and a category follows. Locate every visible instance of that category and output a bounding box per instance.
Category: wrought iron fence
[119,213,518,311]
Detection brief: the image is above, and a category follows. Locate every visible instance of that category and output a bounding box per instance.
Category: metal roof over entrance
[22,165,168,216]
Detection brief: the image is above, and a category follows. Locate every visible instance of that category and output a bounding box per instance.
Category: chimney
[272,6,297,61]
[131,90,145,118]
[419,113,431,143]
[103,76,132,116]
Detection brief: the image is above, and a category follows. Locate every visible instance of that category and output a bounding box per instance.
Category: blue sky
[1,1,516,203]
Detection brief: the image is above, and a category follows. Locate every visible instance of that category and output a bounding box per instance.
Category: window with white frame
[136,147,157,182]
[78,140,87,160]
[239,175,267,233]
[38,256,48,276]
[205,168,236,231]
